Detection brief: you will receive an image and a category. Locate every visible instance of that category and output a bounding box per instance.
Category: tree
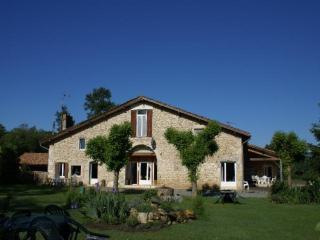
[268,131,308,187]
[84,87,115,119]
[307,103,320,179]
[0,124,5,139]
[86,122,132,192]
[0,124,51,184]
[164,121,221,197]
[311,103,320,143]
[53,105,75,132]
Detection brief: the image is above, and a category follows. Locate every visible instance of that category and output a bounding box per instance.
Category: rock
[137,212,148,224]
[147,212,154,222]
[158,208,167,216]
[152,211,161,220]
[160,215,168,222]
[167,211,177,221]
[176,210,186,223]
[184,209,196,219]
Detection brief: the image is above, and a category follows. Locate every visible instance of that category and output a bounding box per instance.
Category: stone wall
[48,103,244,190]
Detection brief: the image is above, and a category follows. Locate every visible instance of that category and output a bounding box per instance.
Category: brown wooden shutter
[131,110,137,137]
[64,163,69,178]
[147,110,153,137]
[55,163,59,177]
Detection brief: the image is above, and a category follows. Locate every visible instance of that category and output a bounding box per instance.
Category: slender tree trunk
[192,180,197,197]
[113,171,119,193]
[287,165,292,188]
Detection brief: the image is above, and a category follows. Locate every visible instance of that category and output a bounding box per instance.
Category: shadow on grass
[0,184,69,214]
[0,184,68,197]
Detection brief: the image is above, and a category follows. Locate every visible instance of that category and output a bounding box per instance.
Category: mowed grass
[1,185,319,240]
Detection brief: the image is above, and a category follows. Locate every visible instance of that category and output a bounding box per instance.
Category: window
[71,165,81,176]
[193,128,204,135]
[58,163,65,177]
[137,110,147,137]
[79,138,86,150]
[221,162,236,182]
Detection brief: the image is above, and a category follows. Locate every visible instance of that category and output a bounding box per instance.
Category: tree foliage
[84,87,115,119]
[0,124,5,139]
[268,131,308,186]
[306,103,320,179]
[53,105,75,132]
[86,122,132,192]
[0,124,51,184]
[165,121,221,196]
[311,103,320,143]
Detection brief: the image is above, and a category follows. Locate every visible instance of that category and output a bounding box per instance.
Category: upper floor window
[137,110,147,137]
[193,128,204,135]
[79,138,86,150]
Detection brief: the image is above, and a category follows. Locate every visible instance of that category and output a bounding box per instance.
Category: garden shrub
[127,197,145,209]
[202,183,210,192]
[160,201,174,212]
[136,202,153,213]
[192,196,204,216]
[142,189,158,201]
[270,179,320,204]
[65,189,85,208]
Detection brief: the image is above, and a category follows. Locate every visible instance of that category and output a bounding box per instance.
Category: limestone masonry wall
[48,103,244,190]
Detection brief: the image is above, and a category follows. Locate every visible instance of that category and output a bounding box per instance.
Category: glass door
[138,162,152,185]
[89,162,98,185]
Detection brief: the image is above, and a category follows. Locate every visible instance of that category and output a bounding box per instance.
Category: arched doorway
[125,145,157,186]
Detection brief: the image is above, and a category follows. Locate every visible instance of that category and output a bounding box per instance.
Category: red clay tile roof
[19,153,48,165]
[41,96,251,145]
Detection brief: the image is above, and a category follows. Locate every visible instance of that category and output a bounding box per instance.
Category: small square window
[79,138,86,150]
[71,165,81,176]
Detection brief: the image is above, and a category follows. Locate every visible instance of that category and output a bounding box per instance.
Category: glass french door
[220,162,237,189]
[138,162,153,185]
[89,162,98,185]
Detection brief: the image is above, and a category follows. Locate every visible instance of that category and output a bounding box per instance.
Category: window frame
[71,165,81,176]
[58,163,65,178]
[136,110,148,138]
[221,161,236,183]
[193,127,204,135]
[79,138,86,150]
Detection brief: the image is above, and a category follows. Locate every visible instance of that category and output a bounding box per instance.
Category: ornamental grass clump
[87,192,129,224]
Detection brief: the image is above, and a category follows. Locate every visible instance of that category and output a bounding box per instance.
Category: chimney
[61,112,67,131]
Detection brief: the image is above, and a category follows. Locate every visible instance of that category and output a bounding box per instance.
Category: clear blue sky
[1,0,319,147]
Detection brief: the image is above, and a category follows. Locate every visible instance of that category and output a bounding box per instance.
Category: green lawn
[1,185,320,240]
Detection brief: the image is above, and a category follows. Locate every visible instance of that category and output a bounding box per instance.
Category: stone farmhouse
[41,96,280,191]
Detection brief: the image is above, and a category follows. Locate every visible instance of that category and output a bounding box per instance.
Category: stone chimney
[61,112,67,131]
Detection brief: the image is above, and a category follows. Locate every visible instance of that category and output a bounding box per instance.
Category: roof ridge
[42,95,251,145]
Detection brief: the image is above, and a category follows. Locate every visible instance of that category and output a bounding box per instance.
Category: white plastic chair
[243,181,249,191]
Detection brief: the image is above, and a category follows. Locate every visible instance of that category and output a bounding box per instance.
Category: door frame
[220,161,237,189]
[89,162,98,185]
[138,161,153,185]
